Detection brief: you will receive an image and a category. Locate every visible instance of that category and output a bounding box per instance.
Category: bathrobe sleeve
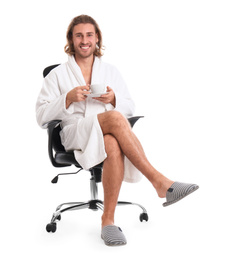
[36,68,74,127]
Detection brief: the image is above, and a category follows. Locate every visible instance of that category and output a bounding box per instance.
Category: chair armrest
[128,116,144,128]
[42,116,144,129]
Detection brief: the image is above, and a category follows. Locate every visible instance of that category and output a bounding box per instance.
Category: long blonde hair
[64,15,104,57]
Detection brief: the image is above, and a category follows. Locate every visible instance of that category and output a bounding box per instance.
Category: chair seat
[55,151,80,166]
[55,151,103,169]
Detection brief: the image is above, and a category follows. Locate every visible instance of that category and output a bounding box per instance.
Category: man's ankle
[102,214,114,228]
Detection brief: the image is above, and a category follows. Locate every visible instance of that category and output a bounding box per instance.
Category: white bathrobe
[36,55,142,183]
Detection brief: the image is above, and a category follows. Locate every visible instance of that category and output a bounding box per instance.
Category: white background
[1,0,233,259]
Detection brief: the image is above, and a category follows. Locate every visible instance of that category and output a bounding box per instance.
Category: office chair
[42,65,149,233]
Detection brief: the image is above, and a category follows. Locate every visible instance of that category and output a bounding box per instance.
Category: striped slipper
[101,225,127,246]
[163,182,199,207]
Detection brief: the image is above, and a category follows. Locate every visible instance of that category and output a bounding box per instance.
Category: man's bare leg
[101,134,124,228]
[98,111,174,198]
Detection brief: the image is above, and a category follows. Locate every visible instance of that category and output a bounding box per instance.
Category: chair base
[46,177,148,233]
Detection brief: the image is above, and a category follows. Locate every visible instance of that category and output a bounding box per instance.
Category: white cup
[90,84,106,94]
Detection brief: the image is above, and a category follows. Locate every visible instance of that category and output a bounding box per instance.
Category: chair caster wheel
[140,213,149,222]
[46,223,57,233]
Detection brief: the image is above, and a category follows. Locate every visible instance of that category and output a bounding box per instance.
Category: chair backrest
[43,64,65,153]
[43,64,60,77]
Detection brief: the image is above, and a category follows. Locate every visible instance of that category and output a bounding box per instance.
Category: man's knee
[100,110,124,121]
[108,111,128,123]
[98,111,130,133]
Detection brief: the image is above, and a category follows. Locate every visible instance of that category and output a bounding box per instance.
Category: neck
[74,54,94,70]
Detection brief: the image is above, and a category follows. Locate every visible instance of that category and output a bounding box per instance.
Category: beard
[74,44,96,59]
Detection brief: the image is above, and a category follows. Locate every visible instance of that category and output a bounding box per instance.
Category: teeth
[81,46,89,49]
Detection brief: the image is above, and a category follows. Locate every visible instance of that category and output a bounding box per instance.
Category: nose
[82,36,88,44]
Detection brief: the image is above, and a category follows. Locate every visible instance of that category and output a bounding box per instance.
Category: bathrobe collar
[67,55,101,86]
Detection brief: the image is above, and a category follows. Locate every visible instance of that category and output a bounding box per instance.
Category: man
[36,15,199,246]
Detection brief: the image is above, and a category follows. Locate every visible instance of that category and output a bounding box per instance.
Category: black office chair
[42,65,148,233]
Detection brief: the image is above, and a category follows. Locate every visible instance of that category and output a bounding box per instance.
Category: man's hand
[92,86,116,107]
[66,85,90,109]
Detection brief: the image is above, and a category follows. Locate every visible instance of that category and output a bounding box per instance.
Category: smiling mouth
[80,46,90,50]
